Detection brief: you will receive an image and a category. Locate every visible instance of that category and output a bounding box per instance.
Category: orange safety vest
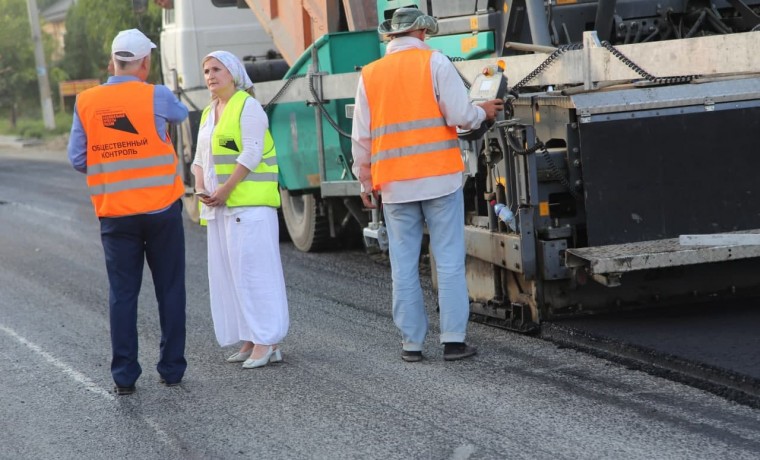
[76,82,183,217]
[361,48,463,190]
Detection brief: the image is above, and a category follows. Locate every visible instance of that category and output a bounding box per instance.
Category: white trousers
[206,206,289,346]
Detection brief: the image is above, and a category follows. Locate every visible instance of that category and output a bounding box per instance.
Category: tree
[0,0,44,126]
[60,0,162,83]
[58,1,96,80]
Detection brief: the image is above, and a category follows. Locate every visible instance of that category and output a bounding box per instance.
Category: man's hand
[360,190,379,209]
[477,99,505,121]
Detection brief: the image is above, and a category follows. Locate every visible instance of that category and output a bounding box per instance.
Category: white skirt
[206,206,289,346]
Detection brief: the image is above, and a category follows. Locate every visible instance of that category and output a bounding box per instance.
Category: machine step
[566,230,760,286]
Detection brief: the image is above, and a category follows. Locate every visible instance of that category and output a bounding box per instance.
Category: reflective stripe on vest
[77,81,183,217]
[361,49,463,189]
[200,90,280,208]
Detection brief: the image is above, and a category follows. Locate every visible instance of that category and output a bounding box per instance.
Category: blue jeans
[383,188,469,351]
[100,200,187,387]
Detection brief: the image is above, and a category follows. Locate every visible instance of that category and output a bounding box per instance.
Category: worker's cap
[378,7,439,36]
[111,29,156,62]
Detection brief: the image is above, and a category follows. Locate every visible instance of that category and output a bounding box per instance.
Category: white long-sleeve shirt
[192,97,268,220]
[351,36,486,203]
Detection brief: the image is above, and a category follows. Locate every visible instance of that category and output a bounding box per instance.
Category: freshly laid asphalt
[2,141,760,459]
[555,302,760,380]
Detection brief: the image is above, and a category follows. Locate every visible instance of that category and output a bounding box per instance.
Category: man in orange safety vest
[351,7,504,362]
[68,29,189,395]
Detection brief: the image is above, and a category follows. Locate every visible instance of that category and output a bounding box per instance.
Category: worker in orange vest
[351,7,503,362]
[68,29,189,395]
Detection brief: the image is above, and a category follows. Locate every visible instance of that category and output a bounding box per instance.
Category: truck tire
[280,188,330,252]
[277,210,290,242]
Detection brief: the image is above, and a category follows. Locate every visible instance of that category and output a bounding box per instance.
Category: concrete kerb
[0,135,45,148]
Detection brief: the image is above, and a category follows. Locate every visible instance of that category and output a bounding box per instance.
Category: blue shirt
[67,75,189,173]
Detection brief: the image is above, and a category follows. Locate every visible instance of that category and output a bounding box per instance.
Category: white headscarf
[204,50,254,93]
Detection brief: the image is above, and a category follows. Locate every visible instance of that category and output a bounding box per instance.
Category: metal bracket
[582,31,602,91]
[307,71,327,105]
[307,47,326,105]
[469,301,539,333]
[592,272,622,287]
[363,222,388,251]
[726,0,760,29]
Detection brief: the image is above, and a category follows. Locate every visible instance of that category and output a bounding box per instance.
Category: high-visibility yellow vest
[361,49,463,190]
[200,90,280,208]
[77,82,183,217]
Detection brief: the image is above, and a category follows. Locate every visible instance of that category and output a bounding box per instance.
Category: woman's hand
[206,184,232,207]
[197,193,213,206]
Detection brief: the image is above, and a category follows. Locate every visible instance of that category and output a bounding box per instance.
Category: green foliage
[54,109,73,130]
[0,0,162,131]
[0,0,97,124]
[15,118,46,139]
[60,0,162,83]
[0,111,73,138]
[0,0,38,112]
[59,0,97,80]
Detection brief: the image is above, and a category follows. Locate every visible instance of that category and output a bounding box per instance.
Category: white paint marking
[0,324,114,400]
[0,323,180,451]
[9,201,80,223]
[450,444,476,460]
[143,417,174,447]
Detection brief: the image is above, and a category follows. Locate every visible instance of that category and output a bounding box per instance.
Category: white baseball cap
[111,29,156,61]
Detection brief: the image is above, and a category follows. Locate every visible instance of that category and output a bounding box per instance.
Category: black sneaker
[113,385,136,396]
[159,377,181,387]
[443,343,477,361]
[401,350,423,362]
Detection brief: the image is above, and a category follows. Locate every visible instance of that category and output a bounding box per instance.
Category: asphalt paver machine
[200,0,760,330]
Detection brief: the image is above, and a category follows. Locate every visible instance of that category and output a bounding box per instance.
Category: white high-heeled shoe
[226,350,252,363]
[242,346,282,368]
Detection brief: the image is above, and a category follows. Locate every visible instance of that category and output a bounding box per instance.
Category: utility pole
[26,0,56,130]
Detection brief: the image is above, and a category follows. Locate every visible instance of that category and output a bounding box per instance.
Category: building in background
[40,0,75,60]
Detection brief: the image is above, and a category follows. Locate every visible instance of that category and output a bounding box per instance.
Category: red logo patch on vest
[98,109,138,135]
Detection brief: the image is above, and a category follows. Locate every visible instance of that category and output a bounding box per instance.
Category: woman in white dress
[191,50,289,369]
